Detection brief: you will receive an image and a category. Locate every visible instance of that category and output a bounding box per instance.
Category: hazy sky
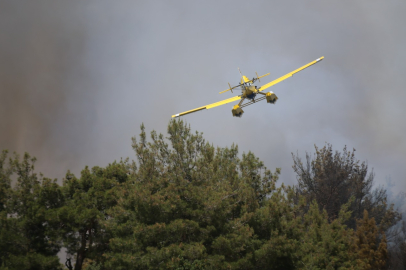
[1,1,405,195]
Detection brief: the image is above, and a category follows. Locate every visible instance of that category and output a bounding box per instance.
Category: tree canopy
[292,144,400,230]
[0,120,403,270]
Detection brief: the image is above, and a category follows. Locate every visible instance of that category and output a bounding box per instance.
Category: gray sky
[1,1,405,195]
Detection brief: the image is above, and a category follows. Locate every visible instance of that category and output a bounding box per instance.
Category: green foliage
[59,160,132,269]
[103,120,281,269]
[101,120,361,269]
[298,200,358,270]
[0,150,63,270]
[83,262,102,270]
[0,121,397,269]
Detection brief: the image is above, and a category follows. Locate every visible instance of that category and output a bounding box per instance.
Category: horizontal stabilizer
[255,72,270,83]
[219,83,237,94]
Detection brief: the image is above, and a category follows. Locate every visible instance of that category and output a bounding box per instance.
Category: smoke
[1,1,405,195]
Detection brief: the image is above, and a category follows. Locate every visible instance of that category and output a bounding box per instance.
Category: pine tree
[0,150,13,267]
[102,120,364,269]
[2,121,391,270]
[59,160,131,270]
[0,151,63,270]
[103,120,282,269]
[292,144,400,230]
[354,210,388,270]
[298,200,359,270]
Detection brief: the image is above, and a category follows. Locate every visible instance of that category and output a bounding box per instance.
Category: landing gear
[266,91,278,104]
[232,104,244,117]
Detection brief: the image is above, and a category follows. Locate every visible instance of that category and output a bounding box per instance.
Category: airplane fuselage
[241,84,258,99]
[239,75,259,100]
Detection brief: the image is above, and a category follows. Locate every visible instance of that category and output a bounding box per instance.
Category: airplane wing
[172,56,323,118]
[172,95,241,118]
[258,56,324,92]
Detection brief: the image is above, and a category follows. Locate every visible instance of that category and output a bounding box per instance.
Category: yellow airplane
[172,56,324,118]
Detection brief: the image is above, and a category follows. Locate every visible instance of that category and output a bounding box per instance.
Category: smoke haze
[1,1,405,196]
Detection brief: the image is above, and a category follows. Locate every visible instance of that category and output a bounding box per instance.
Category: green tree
[103,120,282,269]
[298,200,358,270]
[59,160,132,270]
[2,121,391,270]
[0,151,63,270]
[102,120,363,269]
[0,150,13,266]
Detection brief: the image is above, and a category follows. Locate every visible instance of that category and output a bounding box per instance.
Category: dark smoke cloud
[1,1,405,197]
[1,2,87,178]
